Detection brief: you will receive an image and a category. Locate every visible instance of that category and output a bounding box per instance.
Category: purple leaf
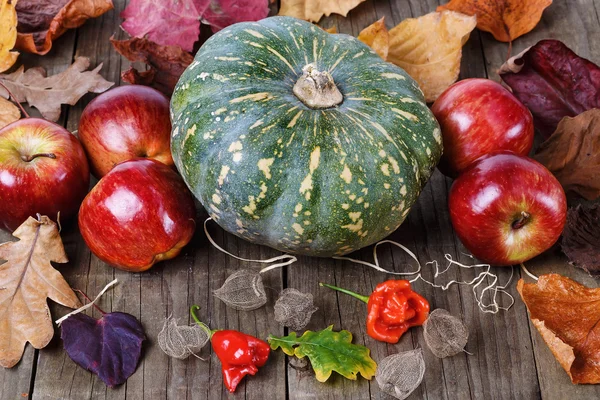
[499,40,600,138]
[61,312,145,387]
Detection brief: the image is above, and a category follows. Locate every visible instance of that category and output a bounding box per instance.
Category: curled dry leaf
[0,216,81,368]
[533,109,600,200]
[0,56,113,121]
[499,40,600,138]
[357,18,389,61]
[279,0,366,23]
[518,275,600,384]
[16,0,114,55]
[437,0,551,42]
[387,11,477,102]
[561,204,600,276]
[0,0,18,73]
[0,97,20,129]
[110,36,193,96]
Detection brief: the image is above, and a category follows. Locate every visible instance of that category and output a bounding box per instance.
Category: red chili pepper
[320,280,430,343]
[211,330,270,392]
[191,306,270,393]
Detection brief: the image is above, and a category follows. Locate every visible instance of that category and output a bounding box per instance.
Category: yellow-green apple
[78,158,196,272]
[0,118,90,232]
[448,151,566,266]
[78,85,173,178]
[432,78,534,177]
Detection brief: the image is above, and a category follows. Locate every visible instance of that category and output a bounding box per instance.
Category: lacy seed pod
[274,288,318,331]
[423,308,468,358]
[214,269,267,311]
[158,316,210,359]
[376,349,426,400]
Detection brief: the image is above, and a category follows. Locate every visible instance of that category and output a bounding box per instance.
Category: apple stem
[74,289,107,315]
[512,211,531,230]
[0,80,30,119]
[21,153,56,162]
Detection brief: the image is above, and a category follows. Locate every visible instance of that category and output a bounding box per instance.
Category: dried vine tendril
[157,306,213,360]
[274,288,318,331]
[423,308,469,358]
[214,269,267,311]
[375,349,425,400]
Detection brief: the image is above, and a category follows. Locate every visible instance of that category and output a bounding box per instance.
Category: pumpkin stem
[293,64,343,109]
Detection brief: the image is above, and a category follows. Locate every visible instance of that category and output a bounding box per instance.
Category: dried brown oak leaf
[357,18,389,61]
[0,0,19,73]
[0,56,113,122]
[15,0,114,55]
[0,97,20,129]
[279,0,366,23]
[0,216,81,368]
[387,11,477,102]
[534,109,600,201]
[110,36,194,96]
[562,204,600,276]
[437,0,552,42]
[518,275,600,383]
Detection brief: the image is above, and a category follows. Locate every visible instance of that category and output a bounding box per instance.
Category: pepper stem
[190,305,215,338]
[319,282,369,304]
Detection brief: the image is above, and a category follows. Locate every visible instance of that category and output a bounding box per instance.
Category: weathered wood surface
[1,0,599,399]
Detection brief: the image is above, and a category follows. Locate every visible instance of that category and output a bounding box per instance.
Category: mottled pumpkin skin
[171,16,442,257]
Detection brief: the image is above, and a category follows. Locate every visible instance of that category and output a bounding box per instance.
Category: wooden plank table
[1,0,600,398]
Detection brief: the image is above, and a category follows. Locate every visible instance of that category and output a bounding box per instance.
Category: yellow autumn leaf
[279,0,366,23]
[357,17,389,60]
[0,97,20,129]
[324,26,338,34]
[387,11,477,102]
[0,0,19,73]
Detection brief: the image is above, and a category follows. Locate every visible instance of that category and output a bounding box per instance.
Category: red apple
[448,151,566,266]
[78,158,196,272]
[78,85,173,178]
[432,78,534,177]
[0,118,90,232]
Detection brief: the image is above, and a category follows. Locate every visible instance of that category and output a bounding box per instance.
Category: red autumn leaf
[120,0,204,52]
[110,36,193,96]
[15,0,114,55]
[499,40,600,138]
[518,274,600,384]
[120,0,269,52]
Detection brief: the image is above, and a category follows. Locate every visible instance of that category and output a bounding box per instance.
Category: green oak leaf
[268,325,377,382]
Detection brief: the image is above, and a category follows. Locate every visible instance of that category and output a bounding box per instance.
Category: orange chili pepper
[320,280,430,343]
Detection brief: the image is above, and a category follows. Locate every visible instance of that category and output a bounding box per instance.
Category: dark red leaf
[499,40,600,138]
[61,312,145,387]
[202,0,270,33]
[562,204,600,276]
[110,36,193,96]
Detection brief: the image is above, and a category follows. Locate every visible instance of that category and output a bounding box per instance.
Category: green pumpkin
[170,16,442,257]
